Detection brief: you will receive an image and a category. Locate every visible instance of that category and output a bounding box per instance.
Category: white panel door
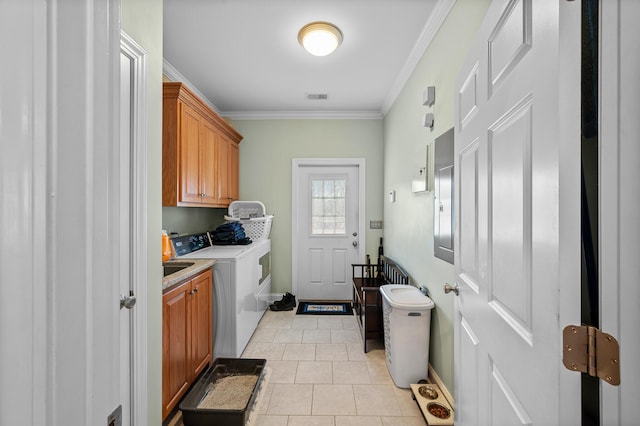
[454,0,581,424]
[293,160,364,300]
[119,48,134,426]
[119,31,148,426]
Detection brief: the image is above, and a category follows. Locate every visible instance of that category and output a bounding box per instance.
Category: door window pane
[311,179,346,235]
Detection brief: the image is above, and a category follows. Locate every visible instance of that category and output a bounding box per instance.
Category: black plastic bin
[179,358,266,426]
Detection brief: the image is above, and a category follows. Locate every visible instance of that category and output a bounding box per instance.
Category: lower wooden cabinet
[189,272,212,377]
[162,269,212,420]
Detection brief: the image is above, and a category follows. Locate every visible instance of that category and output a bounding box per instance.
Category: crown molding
[222,110,383,120]
[381,0,457,115]
[162,58,222,116]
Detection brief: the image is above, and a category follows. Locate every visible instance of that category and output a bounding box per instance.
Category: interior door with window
[453,0,581,424]
[293,159,365,300]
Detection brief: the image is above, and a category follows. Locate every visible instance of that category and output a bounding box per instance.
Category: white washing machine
[172,233,271,359]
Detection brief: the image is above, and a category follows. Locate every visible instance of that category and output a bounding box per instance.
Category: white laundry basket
[380,284,435,388]
[224,201,274,241]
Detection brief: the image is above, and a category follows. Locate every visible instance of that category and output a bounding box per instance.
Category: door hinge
[562,325,620,386]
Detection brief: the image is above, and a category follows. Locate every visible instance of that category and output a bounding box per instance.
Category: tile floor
[241,309,427,426]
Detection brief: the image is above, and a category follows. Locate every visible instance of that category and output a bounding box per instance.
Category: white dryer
[172,234,271,359]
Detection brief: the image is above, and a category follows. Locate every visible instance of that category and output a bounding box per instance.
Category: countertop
[162,259,215,291]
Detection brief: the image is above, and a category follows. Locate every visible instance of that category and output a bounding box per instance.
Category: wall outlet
[370,220,383,229]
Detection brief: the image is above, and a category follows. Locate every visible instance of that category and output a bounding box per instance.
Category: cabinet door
[216,134,230,204]
[200,121,218,205]
[162,282,191,419]
[190,271,212,380]
[179,103,202,204]
[228,139,239,202]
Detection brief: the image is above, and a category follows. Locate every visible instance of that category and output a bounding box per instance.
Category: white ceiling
[163,0,451,119]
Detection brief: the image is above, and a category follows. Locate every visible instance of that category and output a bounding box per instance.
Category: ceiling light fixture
[298,21,343,56]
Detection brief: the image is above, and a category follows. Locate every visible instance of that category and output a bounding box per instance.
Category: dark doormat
[296,301,353,315]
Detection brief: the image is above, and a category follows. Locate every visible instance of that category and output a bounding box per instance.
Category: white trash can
[380,284,435,388]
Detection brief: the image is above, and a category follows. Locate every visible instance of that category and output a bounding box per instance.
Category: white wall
[382,0,490,392]
[232,119,384,294]
[121,1,163,423]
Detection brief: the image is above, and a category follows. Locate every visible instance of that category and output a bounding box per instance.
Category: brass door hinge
[562,325,620,386]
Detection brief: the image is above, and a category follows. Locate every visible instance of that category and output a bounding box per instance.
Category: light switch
[423,112,434,128]
[370,220,383,229]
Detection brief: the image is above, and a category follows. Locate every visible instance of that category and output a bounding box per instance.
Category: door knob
[120,290,137,309]
[352,240,358,247]
[443,283,459,296]
[352,232,358,237]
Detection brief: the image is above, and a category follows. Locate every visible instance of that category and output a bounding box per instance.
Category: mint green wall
[121,0,163,423]
[231,119,384,294]
[383,0,490,392]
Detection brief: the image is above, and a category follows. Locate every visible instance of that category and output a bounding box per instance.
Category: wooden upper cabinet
[200,121,218,206]
[214,133,229,205]
[179,103,203,204]
[228,138,240,202]
[163,82,242,207]
[214,133,240,205]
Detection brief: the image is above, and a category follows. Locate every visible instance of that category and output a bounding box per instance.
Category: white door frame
[0,1,50,424]
[600,0,640,423]
[291,158,366,297]
[557,1,583,423]
[120,31,149,426]
[0,2,153,425]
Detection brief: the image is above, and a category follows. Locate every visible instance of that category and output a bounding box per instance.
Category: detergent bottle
[162,230,173,262]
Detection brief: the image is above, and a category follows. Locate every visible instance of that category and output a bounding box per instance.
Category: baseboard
[428,364,455,411]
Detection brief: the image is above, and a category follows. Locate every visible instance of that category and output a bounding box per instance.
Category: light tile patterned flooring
[241,309,427,426]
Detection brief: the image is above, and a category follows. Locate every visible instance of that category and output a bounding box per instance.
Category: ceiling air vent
[305,93,328,100]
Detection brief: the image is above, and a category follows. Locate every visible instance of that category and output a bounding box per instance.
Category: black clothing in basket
[211,222,252,245]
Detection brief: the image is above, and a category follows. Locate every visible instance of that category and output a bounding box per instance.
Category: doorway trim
[291,158,366,297]
[120,31,148,426]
